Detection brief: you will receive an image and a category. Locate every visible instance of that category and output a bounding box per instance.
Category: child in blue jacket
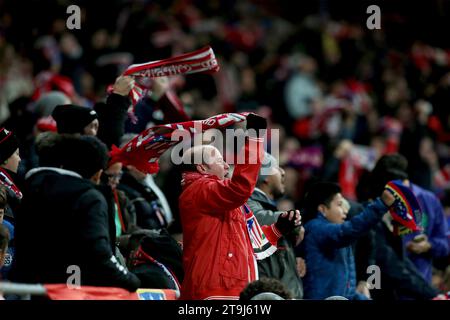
[300,182,395,300]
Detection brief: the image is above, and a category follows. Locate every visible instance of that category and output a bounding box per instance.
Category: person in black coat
[51,76,134,149]
[0,128,23,225]
[359,155,438,300]
[13,135,141,291]
[118,166,169,230]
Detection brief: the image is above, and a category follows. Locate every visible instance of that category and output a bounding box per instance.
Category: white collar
[25,167,83,180]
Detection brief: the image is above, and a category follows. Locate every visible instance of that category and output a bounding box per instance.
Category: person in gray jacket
[247,152,304,299]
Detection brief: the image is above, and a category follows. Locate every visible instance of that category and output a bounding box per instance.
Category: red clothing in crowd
[179,137,281,300]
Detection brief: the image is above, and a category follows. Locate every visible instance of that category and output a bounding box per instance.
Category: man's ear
[318,204,327,216]
[91,169,103,185]
[196,164,208,174]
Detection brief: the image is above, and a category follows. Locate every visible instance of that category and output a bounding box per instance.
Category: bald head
[181,145,230,180]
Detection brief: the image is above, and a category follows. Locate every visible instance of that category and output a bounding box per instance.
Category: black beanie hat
[52,104,98,134]
[0,128,19,164]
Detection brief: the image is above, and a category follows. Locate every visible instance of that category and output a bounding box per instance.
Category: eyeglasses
[105,171,123,181]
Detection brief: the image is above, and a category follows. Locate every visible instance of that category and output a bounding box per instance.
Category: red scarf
[110,112,249,174]
[0,168,22,199]
[108,46,219,120]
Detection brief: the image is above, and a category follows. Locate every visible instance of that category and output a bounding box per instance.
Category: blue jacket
[302,198,388,300]
[0,220,14,280]
[402,184,449,283]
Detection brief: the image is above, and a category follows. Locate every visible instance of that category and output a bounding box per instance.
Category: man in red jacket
[178,114,301,300]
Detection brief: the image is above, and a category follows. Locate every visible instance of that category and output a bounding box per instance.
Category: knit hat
[52,104,98,134]
[34,91,71,117]
[257,152,279,185]
[0,128,19,163]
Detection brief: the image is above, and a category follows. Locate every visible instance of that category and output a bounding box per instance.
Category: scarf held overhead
[110,112,249,174]
[108,46,220,117]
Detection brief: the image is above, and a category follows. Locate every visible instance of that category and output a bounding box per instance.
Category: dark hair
[370,154,409,198]
[38,135,109,179]
[0,185,7,209]
[302,182,341,223]
[240,277,293,300]
[372,154,408,175]
[36,132,63,167]
[0,224,9,253]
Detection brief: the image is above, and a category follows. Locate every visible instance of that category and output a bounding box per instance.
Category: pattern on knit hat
[0,128,19,164]
[52,104,98,134]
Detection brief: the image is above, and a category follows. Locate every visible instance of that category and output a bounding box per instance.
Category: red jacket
[179,137,281,300]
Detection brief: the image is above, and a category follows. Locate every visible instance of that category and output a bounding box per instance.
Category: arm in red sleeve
[194,137,265,213]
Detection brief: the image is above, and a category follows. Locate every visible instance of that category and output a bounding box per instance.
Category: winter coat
[402,183,449,283]
[118,171,168,230]
[179,138,281,300]
[301,198,388,300]
[247,188,304,299]
[94,93,130,149]
[371,220,438,300]
[13,167,141,291]
[0,220,14,280]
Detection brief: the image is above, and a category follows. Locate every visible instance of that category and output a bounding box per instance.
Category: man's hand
[112,76,135,96]
[296,257,307,278]
[356,281,371,299]
[381,189,396,207]
[246,113,267,138]
[295,226,305,246]
[275,209,301,236]
[406,235,432,254]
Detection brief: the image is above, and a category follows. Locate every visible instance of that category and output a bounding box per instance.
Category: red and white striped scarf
[0,168,22,199]
[243,204,278,260]
[110,112,249,174]
[109,46,219,120]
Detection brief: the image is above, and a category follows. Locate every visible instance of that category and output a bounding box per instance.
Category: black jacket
[118,170,167,230]
[13,167,141,291]
[247,189,304,299]
[370,220,438,300]
[94,93,130,149]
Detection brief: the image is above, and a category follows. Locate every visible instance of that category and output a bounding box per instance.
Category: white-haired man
[178,114,301,300]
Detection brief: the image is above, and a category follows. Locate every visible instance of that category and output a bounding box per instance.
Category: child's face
[321,193,347,224]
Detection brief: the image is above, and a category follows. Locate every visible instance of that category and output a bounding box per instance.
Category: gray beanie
[34,91,71,117]
[257,152,279,185]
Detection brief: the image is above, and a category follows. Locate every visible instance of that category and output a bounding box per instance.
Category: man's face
[265,166,286,199]
[2,148,21,173]
[200,147,230,180]
[83,119,99,136]
[105,162,123,189]
[321,193,347,224]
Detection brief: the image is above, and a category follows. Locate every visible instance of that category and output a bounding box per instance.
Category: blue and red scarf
[385,180,422,235]
[242,204,277,260]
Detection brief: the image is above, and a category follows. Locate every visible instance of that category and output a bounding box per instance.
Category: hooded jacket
[247,188,304,299]
[179,138,282,300]
[13,167,140,291]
